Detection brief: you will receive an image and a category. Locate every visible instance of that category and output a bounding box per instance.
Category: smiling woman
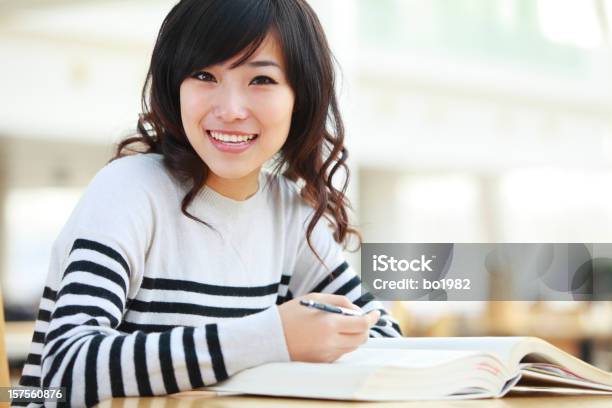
[179,32,295,198]
[15,0,402,407]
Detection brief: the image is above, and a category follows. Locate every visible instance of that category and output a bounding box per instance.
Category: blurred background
[0,0,611,384]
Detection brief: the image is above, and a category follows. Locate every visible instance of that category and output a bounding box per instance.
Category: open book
[176,337,612,401]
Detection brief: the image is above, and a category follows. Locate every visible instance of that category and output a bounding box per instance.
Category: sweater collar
[190,171,267,223]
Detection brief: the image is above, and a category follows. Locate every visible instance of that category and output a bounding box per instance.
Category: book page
[338,347,492,368]
[365,337,612,389]
[362,337,527,366]
[513,338,612,386]
[510,386,612,396]
[520,366,612,392]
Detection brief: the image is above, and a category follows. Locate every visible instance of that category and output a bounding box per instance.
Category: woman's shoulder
[55,154,168,250]
[262,170,314,217]
[74,153,179,215]
[97,152,165,178]
[91,153,173,193]
[262,170,299,200]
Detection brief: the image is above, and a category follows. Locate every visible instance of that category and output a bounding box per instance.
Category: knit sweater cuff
[218,306,290,375]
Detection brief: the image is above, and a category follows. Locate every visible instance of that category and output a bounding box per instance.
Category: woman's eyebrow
[246,60,281,69]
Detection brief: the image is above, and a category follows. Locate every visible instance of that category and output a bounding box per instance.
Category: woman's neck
[205,168,261,201]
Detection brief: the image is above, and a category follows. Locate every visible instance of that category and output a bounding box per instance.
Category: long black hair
[112,0,361,268]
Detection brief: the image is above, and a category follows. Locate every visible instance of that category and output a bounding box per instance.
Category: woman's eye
[192,71,216,82]
[250,76,277,85]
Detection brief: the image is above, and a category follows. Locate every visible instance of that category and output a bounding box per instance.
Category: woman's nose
[212,88,248,122]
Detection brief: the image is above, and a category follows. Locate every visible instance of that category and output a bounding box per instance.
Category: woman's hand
[278,293,381,363]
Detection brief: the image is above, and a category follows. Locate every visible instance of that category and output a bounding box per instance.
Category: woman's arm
[40,233,288,408]
[287,210,403,339]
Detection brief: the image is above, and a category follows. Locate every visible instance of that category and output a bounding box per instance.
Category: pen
[299,299,366,316]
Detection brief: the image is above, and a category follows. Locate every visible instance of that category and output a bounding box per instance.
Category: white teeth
[209,131,257,143]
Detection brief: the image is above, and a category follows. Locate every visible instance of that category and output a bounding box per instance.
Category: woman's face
[180,33,295,184]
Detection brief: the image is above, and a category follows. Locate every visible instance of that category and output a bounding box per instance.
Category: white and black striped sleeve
[41,235,289,408]
[291,211,403,338]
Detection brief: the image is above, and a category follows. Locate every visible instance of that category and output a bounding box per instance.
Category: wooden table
[97,394,612,408]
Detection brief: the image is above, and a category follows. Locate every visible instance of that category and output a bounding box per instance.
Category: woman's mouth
[206,130,258,153]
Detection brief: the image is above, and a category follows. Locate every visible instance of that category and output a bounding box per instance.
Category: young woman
[17,0,402,406]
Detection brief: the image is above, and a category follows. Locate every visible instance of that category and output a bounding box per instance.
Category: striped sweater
[16,153,402,407]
